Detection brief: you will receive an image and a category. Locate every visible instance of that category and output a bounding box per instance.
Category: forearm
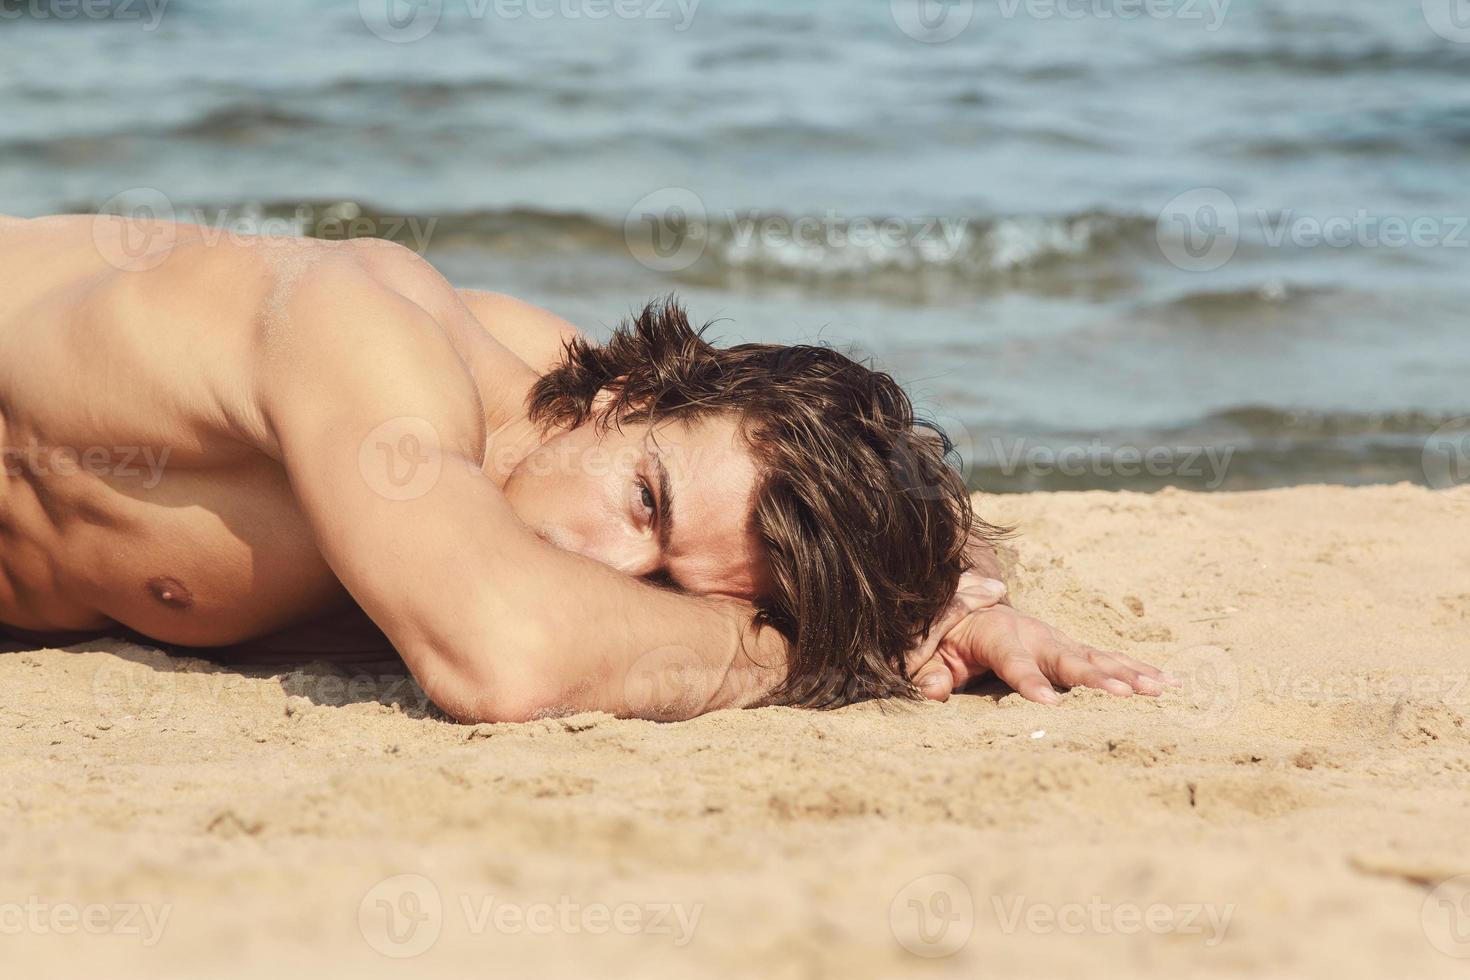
[308,456,785,724]
[450,511,787,721]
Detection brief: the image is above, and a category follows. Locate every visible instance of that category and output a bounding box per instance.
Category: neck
[430,306,547,487]
[483,413,544,488]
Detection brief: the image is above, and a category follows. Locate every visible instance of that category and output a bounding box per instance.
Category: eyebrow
[652,448,676,555]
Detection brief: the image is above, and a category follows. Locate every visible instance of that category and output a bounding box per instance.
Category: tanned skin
[0,215,1173,721]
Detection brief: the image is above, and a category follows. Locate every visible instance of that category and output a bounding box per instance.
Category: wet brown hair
[527,297,999,708]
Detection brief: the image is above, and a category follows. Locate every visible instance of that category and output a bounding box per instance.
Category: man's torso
[0,216,521,654]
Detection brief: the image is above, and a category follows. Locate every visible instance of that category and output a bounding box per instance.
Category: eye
[635,478,656,518]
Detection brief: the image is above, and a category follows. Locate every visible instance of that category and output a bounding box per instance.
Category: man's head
[502,298,990,707]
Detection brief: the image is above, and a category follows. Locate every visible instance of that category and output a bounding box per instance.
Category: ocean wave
[667,209,1154,290]
[0,76,613,154]
[1185,41,1470,77]
[1185,407,1461,439]
[1217,104,1470,159]
[966,407,1465,492]
[165,104,317,141]
[86,200,1159,292]
[974,407,1461,450]
[1150,281,1324,321]
[692,41,829,69]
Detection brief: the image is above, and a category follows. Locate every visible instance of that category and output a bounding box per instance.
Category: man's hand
[911,602,1179,704]
[903,569,1009,689]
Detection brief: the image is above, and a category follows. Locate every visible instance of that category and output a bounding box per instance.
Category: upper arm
[456,290,582,375]
[253,257,540,715]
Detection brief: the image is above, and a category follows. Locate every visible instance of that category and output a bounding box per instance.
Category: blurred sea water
[2,0,1467,490]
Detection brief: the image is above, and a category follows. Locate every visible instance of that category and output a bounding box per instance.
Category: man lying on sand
[0,214,1174,721]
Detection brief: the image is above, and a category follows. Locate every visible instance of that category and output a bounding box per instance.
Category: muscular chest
[1,450,347,644]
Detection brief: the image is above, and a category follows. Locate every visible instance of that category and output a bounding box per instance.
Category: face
[502,411,770,601]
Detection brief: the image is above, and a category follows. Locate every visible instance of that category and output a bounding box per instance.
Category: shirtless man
[0,213,1173,722]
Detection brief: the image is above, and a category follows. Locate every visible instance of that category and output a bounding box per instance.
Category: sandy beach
[4,483,1467,979]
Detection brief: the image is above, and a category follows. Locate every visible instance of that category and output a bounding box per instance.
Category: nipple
[146,576,194,610]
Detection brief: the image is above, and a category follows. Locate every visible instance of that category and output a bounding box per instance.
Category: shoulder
[252,239,470,363]
[250,241,487,463]
[454,290,583,375]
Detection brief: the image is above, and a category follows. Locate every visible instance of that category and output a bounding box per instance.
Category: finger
[912,654,954,702]
[943,575,1007,623]
[1105,649,1181,686]
[952,569,1007,602]
[991,654,1060,706]
[975,617,1060,705]
[1054,656,1133,697]
[904,629,945,678]
[1086,650,1165,696]
[957,576,1008,607]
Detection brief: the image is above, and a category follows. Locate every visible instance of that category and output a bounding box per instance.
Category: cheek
[507,453,632,547]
